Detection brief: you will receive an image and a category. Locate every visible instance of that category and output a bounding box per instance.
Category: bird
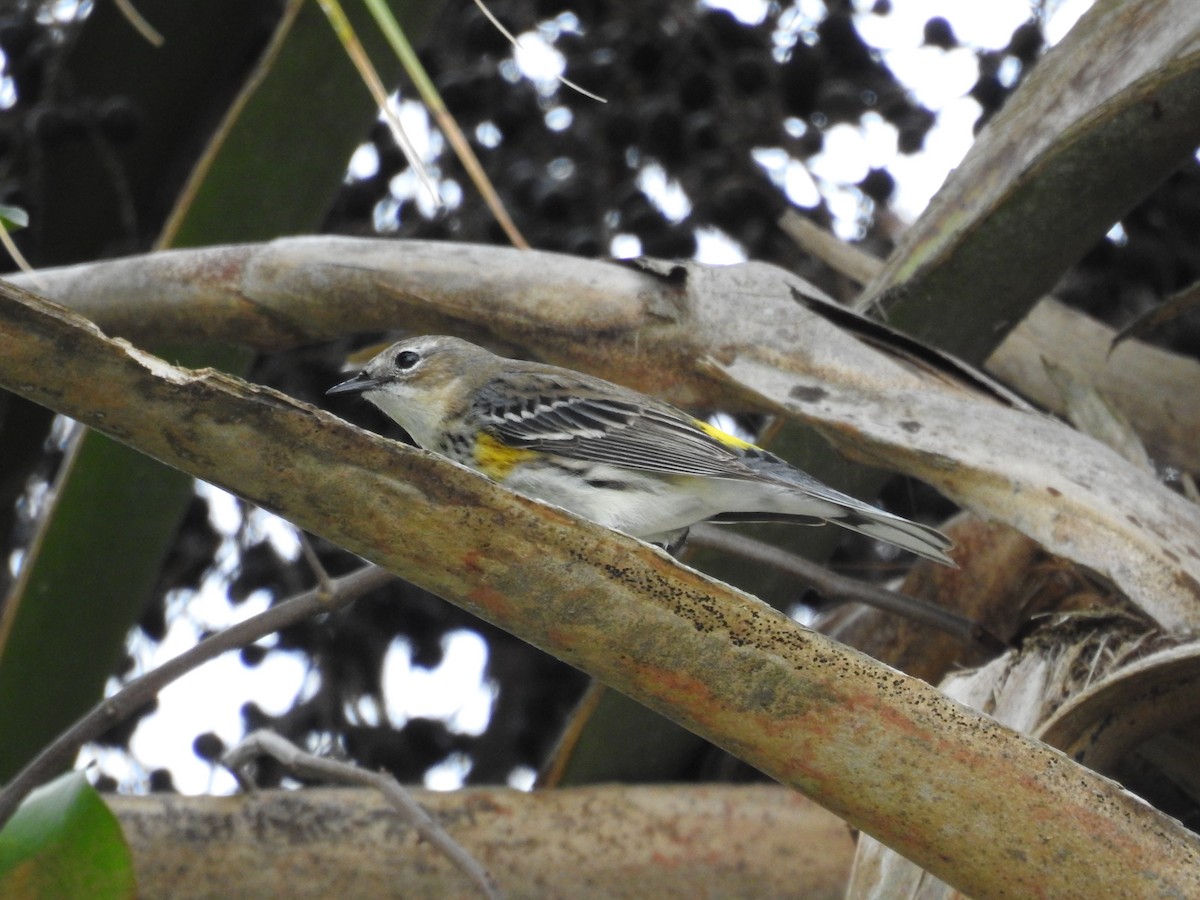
[327,335,954,565]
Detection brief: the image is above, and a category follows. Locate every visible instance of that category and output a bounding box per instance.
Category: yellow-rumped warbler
[328,335,954,565]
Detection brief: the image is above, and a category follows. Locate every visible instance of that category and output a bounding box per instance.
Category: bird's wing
[474,371,957,565]
[474,371,758,478]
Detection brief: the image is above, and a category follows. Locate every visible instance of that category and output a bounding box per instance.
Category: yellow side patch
[693,418,760,452]
[473,432,538,479]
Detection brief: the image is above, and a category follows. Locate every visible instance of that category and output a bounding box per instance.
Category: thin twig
[363,0,532,249]
[316,0,443,206]
[298,532,334,594]
[0,565,395,829]
[777,210,882,284]
[225,731,502,900]
[469,0,606,103]
[112,0,165,46]
[0,224,45,290]
[689,524,1004,651]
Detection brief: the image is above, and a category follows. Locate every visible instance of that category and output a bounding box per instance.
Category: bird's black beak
[326,372,380,396]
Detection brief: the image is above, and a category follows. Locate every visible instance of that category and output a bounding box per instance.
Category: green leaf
[0,772,134,899]
[0,205,29,230]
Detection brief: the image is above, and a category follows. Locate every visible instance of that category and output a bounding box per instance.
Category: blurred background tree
[0,0,1196,804]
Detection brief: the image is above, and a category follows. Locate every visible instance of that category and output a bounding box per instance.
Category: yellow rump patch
[692,418,760,451]
[473,433,538,479]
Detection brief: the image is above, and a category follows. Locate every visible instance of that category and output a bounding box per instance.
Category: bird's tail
[825,506,955,566]
[712,458,956,566]
[708,506,955,566]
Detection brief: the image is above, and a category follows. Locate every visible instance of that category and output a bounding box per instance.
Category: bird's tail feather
[706,508,955,566]
[834,509,955,566]
[723,458,957,566]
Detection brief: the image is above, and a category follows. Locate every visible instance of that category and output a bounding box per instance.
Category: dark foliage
[0,0,1197,793]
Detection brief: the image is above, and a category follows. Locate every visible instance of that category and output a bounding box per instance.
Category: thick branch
[107,785,852,899]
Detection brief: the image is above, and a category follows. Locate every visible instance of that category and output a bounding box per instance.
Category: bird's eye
[395,350,421,370]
